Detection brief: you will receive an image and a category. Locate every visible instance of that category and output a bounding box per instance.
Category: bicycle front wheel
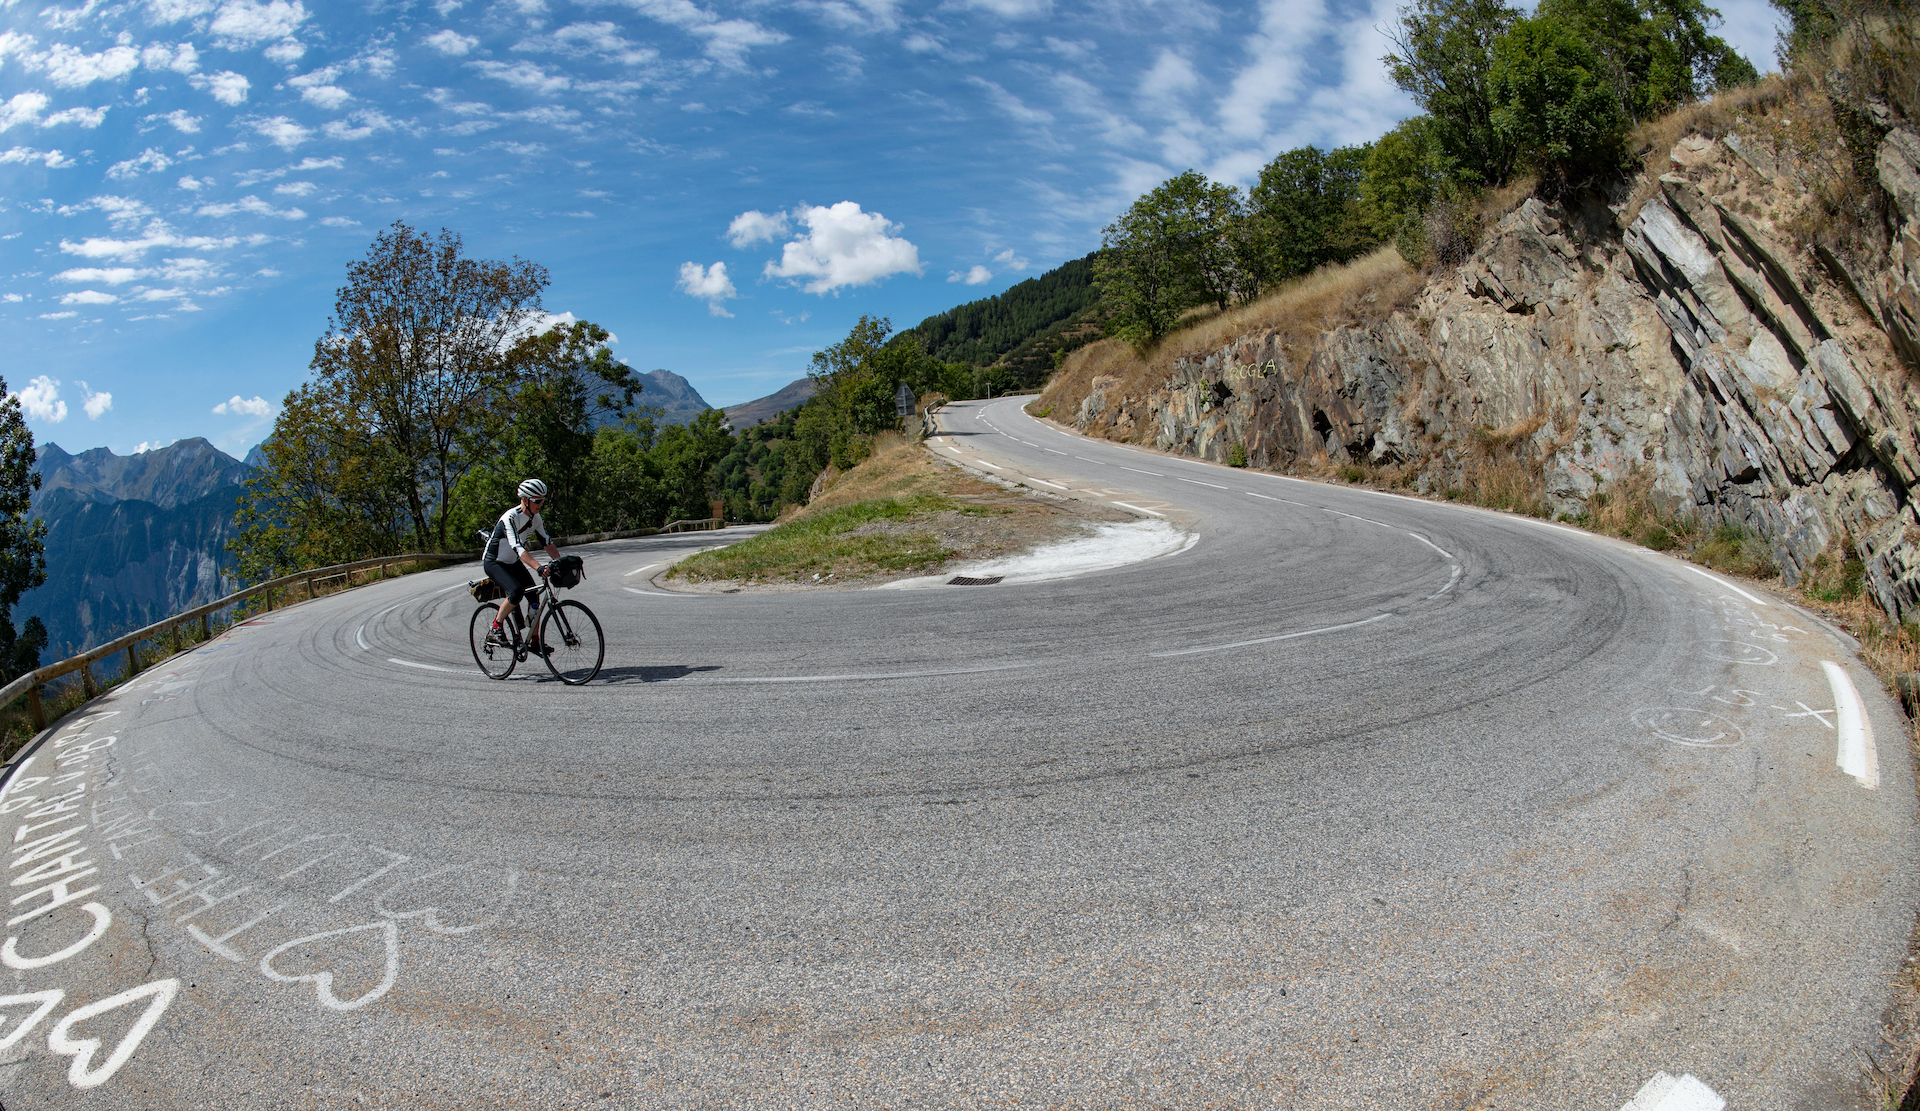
[470,604,516,679]
[540,599,604,684]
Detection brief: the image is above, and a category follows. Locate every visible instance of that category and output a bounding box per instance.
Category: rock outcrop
[1057,123,1920,620]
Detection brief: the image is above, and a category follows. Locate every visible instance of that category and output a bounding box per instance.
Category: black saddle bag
[548,554,585,589]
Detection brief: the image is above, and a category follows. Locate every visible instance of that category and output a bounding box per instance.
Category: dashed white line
[1821,660,1880,788]
[1151,613,1392,657]
[976,460,1003,469]
[1043,448,1068,455]
[1245,491,1278,500]
[1073,456,1108,465]
[1121,466,1164,477]
[1025,477,1067,489]
[1179,478,1228,489]
[672,663,1033,684]
[388,658,466,674]
[1112,501,1164,517]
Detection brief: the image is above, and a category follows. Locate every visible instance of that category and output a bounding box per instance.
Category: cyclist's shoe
[485,621,506,649]
[527,640,553,658]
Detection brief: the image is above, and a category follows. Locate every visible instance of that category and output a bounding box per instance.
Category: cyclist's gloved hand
[539,564,551,577]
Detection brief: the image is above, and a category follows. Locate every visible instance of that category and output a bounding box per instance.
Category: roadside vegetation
[668,432,1120,587]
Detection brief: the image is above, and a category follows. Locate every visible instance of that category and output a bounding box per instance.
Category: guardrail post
[80,660,96,699]
[125,644,139,679]
[27,685,44,731]
[306,573,315,599]
[201,613,211,642]
[170,622,181,656]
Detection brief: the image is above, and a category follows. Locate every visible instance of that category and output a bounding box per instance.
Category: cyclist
[484,479,562,652]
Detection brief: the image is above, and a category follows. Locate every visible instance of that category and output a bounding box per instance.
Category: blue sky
[1,0,1782,461]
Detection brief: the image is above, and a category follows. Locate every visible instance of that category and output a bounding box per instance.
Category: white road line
[976,460,1003,469]
[1621,1072,1725,1111]
[356,626,369,651]
[1121,466,1164,476]
[1025,477,1067,489]
[1151,613,1392,657]
[1178,478,1228,489]
[1685,565,1770,606]
[672,663,1034,684]
[388,658,466,674]
[623,562,660,577]
[1043,448,1068,455]
[1112,501,1164,517]
[1245,491,1278,500]
[1073,456,1108,465]
[1821,660,1881,789]
[624,587,701,597]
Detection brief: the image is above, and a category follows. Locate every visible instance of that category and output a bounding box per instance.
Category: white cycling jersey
[485,505,550,564]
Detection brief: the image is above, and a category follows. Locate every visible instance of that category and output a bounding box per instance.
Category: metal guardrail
[0,552,476,731]
[0,516,730,732]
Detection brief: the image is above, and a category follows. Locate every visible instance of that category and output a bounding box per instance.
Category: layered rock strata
[1067,126,1920,619]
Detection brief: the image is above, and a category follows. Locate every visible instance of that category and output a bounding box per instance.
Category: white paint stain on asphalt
[1111,502,1164,517]
[1025,477,1067,489]
[1821,660,1880,788]
[1621,1072,1725,1111]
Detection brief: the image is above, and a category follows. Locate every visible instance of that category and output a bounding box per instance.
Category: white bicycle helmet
[518,478,548,500]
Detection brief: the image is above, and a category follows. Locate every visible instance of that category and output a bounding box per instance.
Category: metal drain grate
[947,575,1004,586]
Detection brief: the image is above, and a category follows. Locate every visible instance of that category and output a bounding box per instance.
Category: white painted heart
[46,979,179,1089]
[0,989,64,1052]
[375,865,519,935]
[259,921,399,1012]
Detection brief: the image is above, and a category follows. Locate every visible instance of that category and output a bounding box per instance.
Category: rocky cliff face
[1058,121,1920,620]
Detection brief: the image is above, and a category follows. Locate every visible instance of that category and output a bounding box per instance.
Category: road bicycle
[468,562,604,684]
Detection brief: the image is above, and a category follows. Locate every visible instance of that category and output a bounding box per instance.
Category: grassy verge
[669,433,1020,585]
[669,493,980,583]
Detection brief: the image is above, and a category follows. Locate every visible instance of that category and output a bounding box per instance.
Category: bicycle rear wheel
[540,599,604,684]
[470,604,516,679]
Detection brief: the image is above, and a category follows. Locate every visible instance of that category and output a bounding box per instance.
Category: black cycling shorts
[484,558,536,607]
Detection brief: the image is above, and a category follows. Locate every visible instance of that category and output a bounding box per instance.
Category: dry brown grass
[1037,247,1423,438]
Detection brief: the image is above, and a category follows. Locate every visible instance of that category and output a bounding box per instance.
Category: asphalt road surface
[3,396,1915,1110]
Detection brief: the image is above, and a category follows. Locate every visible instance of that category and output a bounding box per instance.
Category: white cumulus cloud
[726,209,788,248]
[107,147,173,178]
[252,115,311,149]
[676,261,737,317]
[190,70,250,105]
[38,43,142,88]
[213,394,273,417]
[13,376,67,422]
[60,289,118,304]
[763,202,921,295]
[948,265,992,285]
[43,105,109,128]
[56,266,146,284]
[211,0,309,47]
[196,195,307,219]
[424,28,478,55]
[142,42,200,74]
[0,93,50,132]
[79,381,111,419]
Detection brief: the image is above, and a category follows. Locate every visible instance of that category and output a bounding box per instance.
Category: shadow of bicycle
[591,664,723,684]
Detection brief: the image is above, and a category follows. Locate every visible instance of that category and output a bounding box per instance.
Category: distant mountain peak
[33,436,251,511]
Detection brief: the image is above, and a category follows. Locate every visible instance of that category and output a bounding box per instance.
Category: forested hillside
[897,253,1105,389]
